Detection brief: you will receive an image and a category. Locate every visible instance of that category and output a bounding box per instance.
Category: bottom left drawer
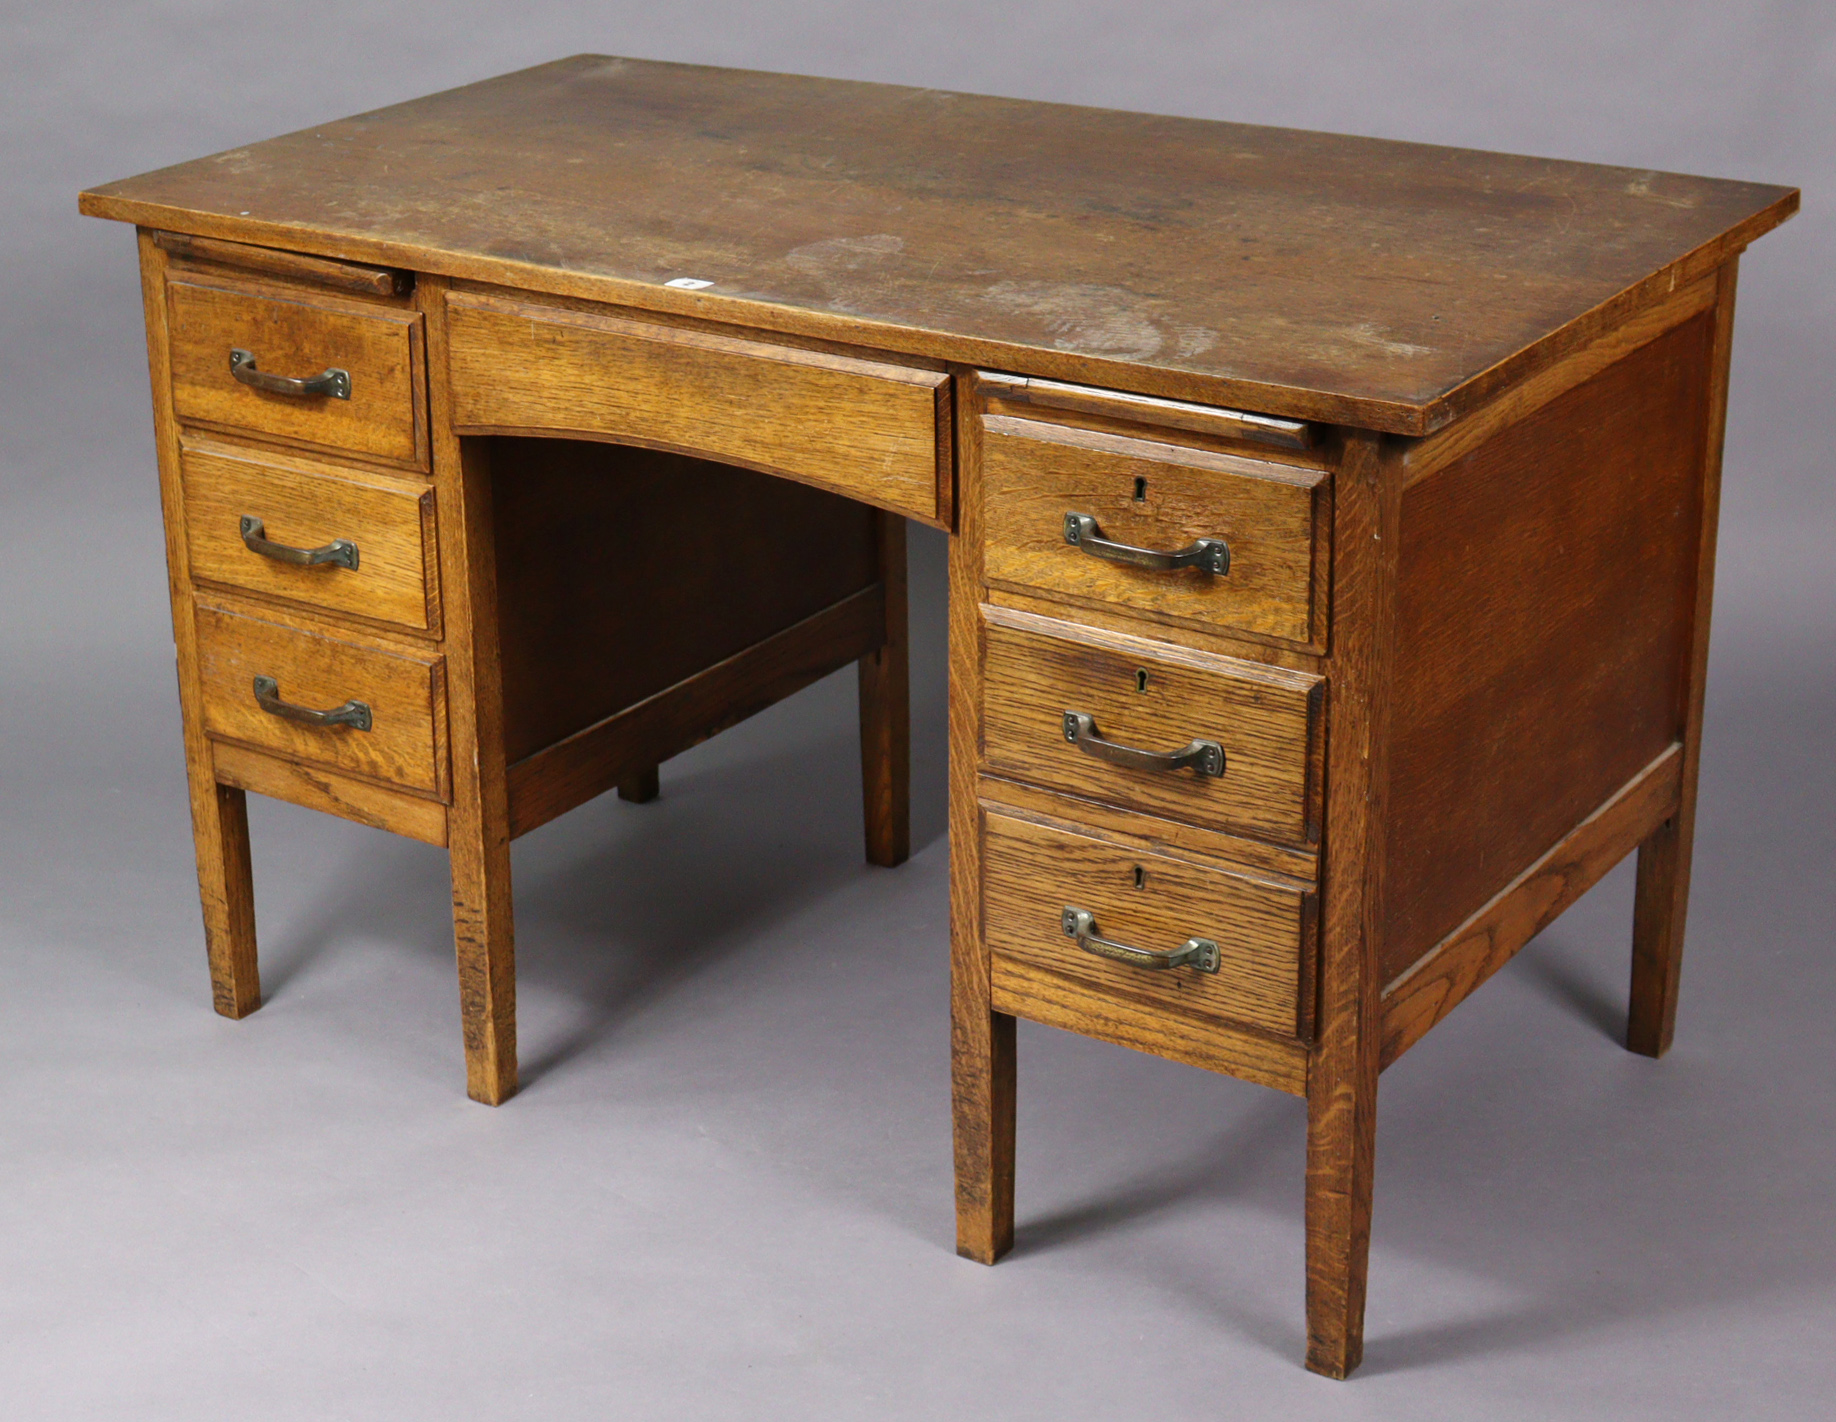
[193,602,446,796]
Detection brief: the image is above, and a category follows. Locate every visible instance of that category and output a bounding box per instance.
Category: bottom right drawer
[982,807,1316,1040]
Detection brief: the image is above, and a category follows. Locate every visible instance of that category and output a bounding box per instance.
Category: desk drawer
[982,415,1326,646]
[181,440,437,631]
[444,290,950,525]
[166,277,426,466]
[983,808,1314,1039]
[983,607,1322,847]
[194,603,446,796]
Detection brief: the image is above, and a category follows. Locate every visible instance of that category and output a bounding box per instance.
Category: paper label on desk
[664,277,714,289]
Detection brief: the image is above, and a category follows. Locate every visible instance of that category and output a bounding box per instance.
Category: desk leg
[1629,261,1738,1059]
[137,231,261,1020]
[423,280,518,1105]
[191,776,261,1019]
[442,433,516,1106]
[617,765,661,804]
[1305,431,1398,1378]
[859,510,910,868]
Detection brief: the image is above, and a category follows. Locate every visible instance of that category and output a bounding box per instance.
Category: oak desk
[81,56,1796,1377]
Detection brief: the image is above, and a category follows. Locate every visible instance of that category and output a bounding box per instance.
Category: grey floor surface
[4,3,1834,1418]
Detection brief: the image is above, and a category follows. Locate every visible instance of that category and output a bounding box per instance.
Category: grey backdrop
[3,3,1831,1418]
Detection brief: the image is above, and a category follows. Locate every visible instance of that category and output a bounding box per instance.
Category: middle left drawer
[181,438,439,632]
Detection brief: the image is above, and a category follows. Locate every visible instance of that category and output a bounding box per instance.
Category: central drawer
[982,808,1315,1040]
[982,606,1323,847]
[443,289,951,525]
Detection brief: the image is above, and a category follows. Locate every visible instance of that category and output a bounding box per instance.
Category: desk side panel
[1379,312,1713,985]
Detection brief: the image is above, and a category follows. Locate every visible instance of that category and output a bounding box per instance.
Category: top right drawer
[981,412,1329,648]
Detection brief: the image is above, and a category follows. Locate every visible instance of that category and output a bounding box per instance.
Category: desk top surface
[82,55,1796,435]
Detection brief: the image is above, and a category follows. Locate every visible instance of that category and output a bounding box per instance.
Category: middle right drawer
[983,605,1324,848]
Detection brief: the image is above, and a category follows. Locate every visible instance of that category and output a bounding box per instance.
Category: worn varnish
[83,57,1797,1379]
[81,56,1796,434]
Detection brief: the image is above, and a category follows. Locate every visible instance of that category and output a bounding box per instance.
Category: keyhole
[1135,669,1149,693]
[1133,865,1147,890]
[1132,476,1148,502]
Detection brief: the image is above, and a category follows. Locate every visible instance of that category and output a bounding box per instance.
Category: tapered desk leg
[1305,430,1398,1378]
[1305,1048,1378,1377]
[136,230,263,1021]
[1628,261,1738,1060]
[422,278,517,1105]
[946,408,1012,1261]
[192,778,261,1019]
[449,806,516,1105]
[953,1002,1016,1263]
[860,509,910,868]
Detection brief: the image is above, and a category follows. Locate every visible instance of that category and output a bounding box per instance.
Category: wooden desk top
[81,55,1796,434]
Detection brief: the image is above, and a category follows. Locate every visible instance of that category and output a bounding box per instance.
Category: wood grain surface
[194,601,445,794]
[1630,262,1742,1058]
[81,56,1797,433]
[155,229,410,297]
[488,436,878,766]
[136,231,261,1019]
[858,509,911,867]
[949,375,1015,1266]
[504,586,884,838]
[990,956,1307,1095]
[166,276,426,467]
[212,741,450,845]
[1305,432,1401,1380]
[1381,312,1713,984]
[982,807,1311,1040]
[1382,744,1681,1067]
[983,415,1325,646]
[421,276,517,1106]
[446,289,949,524]
[981,605,1321,846]
[180,437,436,631]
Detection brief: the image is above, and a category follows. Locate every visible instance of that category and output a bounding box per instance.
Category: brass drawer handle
[240,516,359,570]
[1062,711,1224,777]
[228,347,352,400]
[251,675,372,731]
[1062,512,1229,575]
[1061,906,1220,974]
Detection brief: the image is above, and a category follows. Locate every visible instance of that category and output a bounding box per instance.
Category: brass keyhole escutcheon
[1133,476,1148,502]
[1133,864,1147,889]
[1136,669,1149,693]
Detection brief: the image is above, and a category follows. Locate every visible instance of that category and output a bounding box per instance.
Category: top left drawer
[166,277,427,469]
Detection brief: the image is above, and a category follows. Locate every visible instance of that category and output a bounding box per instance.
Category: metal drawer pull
[252,675,372,731]
[228,347,352,400]
[1062,711,1224,777]
[1061,907,1220,974]
[1062,512,1229,575]
[240,516,359,570]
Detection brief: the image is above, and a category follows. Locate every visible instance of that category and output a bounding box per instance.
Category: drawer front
[181,440,436,631]
[194,604,445,795]
[167,277,426,465]
[982,608,1322,846]
[983,808,1314,1039]
[982,414,1325,645]
[445,290,950,525]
